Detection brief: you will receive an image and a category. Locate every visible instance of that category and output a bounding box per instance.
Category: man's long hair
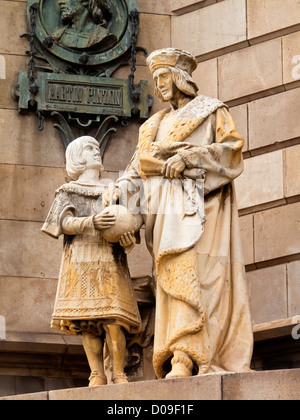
[88,0,111,24]
[154,66,199,102]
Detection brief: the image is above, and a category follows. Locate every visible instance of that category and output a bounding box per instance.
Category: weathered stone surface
[287,261,300,317]
[0,110,65,168]
[0,277,57,334]
[171,0,247,57]
[2,370,299,400]
[247,0,300,41]
[235,151,284,210]
[0,391,48,401]
[239,215,254,266]
[0,1,27,55]
[249,88,300,150]
[0,376,16,398]
[48,374,222,400]
[0,220,62,279]
[137,14,171,66]
[139,0,171,15]
[246,265,287,324]
[284,144,300,198]
[223,369,300,400]
[102,120,140,172]
[193,58,218,99]
[0,165,67,222]
[254,202,300,262]
[0,332,70,354]
[171,0,207,14]
[219,39,282,102]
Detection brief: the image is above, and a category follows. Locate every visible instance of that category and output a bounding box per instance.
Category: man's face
[58,0,81,22]
[153,67,178,102]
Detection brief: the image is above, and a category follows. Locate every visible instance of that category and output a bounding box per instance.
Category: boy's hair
[66,136,102,180]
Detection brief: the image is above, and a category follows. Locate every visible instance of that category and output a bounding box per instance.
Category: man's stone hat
[146,48,198,75]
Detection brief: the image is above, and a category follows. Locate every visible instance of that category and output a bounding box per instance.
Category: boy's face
[82,142,103,171]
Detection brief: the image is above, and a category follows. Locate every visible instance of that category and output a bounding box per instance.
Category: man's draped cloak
[118,95,253,378]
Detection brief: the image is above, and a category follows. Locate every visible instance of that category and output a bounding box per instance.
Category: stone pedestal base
[0,369,299,401]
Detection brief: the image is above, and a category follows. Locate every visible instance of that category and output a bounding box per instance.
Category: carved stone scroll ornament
[51,111,118,153]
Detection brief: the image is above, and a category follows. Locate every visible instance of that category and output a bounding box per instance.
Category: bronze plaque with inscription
[14,0,153,152]
[17,71,150,119]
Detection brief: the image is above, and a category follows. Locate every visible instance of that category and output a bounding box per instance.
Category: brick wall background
[0,0,299,395]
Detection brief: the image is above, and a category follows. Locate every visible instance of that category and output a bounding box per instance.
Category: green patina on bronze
[17,71,151,119]
[14,0,152,153]
[28,0,137,71]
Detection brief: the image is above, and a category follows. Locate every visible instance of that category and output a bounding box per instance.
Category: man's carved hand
[162,154,186,180]
[102,186,120,208]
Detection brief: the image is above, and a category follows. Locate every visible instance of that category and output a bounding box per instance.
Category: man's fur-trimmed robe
[118,95,253,378]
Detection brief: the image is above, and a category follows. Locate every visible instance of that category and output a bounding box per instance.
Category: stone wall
[0,0,299,396]
[171,0,300,327]
[170,0,300,373]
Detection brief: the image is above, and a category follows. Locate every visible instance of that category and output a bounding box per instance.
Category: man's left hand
[102,185,120,208]
[162,155,186,180]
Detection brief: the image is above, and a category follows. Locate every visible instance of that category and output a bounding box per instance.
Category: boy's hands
[93,213,116,230]
[119,231,136,254]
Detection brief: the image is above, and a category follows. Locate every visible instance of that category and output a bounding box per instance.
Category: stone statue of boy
[42,136,141,386]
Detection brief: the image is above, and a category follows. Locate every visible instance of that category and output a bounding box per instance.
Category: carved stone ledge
[1,369,299,400]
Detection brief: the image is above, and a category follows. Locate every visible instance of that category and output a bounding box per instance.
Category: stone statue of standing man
[117,48,253,379]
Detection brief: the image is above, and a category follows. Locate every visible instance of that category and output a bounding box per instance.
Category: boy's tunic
[42,181,141,336]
